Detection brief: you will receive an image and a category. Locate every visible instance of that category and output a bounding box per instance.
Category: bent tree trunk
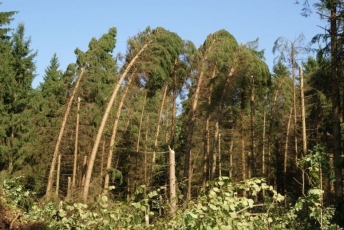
[83,43,150,201]
[153,85,168,169]
[46,68,85,198]
[210,67,234,180]
[184,41,215,200]
[103,75,134,193]
[203,67,216,188]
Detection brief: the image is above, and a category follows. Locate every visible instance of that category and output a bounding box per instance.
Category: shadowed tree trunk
[103,74,134,193]
[46,68,85,198]
[184,41,216,199]
[72,97,81,189]
[83,43,150,201]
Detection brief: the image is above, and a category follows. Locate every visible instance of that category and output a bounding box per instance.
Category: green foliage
[0,8,17,39]
[1,175,341,229]
[0,22,37,173]
[2,175,35,212]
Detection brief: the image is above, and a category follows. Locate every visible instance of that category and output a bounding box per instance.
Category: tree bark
[184,41,215,200]
[168,146,177,215]
[55,154,61,196]
[299,66,307,156]
[103,75,133,193]
[330,4,343,202]
[284,108,293,204]
[291,43,298,165]
[136,93,147,152]
[83,43,150,201]
[46,68,85,198]
[203,67,216,188]
[250,76,256,177]
[153,85,168,167]
[72,97,81,188]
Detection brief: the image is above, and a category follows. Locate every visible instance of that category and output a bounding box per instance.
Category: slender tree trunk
[170,89,177,148]
[153,85,168,167]
[187,150,193,200]
[168,146,176,215]
[292,43,298,165]
[46,68,85,198]
[299,66,307,157]
[267,79,283,185]
[203,67,216,188]
[218,133,221,178]
[164,97,169,144]
[83,43,149,201]
[211,122,219,180]
[203,108,211,189]
[210,68,234,180]
[229,138,233,178]
[101,141,105,178]
[284,108,293,205]
[170,58,179,147]
[262,109,266,178]
[81,155,87,187]
[241,107,246,182]
[136,93,147,152]
[330,5,343,202]
[144,115,149,188]
[184,41,215,199]
[72,97,81,188]
[55,154,62,196]
[103,75,133,193]
[250,76,256,177]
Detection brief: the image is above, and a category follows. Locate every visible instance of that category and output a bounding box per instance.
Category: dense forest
[1,1,344,229]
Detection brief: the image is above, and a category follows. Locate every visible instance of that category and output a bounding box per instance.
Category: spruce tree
[0,23,37,174]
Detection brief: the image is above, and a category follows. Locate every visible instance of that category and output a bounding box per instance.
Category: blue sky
[2,1,326,88]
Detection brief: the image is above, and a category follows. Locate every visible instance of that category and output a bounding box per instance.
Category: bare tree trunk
[81,155,87,187]
[267,79,283,185]
[100,140,105,178]
[184,41,215,199]
[126,154,131,202]
[136,93,147,152]
[299,67,307,156]
[103,75,133,193]
[284,108,293,205]
[262,109,266,178]
[170,89,177,148]
[153,85,168,167]
[66,177,71,200]
[250,76,256,177]
[83,43,149,201]
[55,154,61,196]
[187,150,193,200]
[240,87,247,188]
[211,122,219,180]
[202,67,216,189]
[144,115,149,188]
[241,109,246,183]
[203,109,211,189]
[46,68,85,198]
[218,133,222,178]
[72,97,81,189]
[229,138,233,178]
[291,43,298,165]
[168,146,176,215]
[164,97,169,144]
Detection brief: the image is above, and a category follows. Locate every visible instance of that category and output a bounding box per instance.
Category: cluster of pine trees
[1,0,344,226]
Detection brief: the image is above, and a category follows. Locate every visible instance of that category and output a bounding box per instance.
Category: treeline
[1,0,344,227]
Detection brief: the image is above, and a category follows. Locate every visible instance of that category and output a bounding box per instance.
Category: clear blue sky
[2,1,326,88]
